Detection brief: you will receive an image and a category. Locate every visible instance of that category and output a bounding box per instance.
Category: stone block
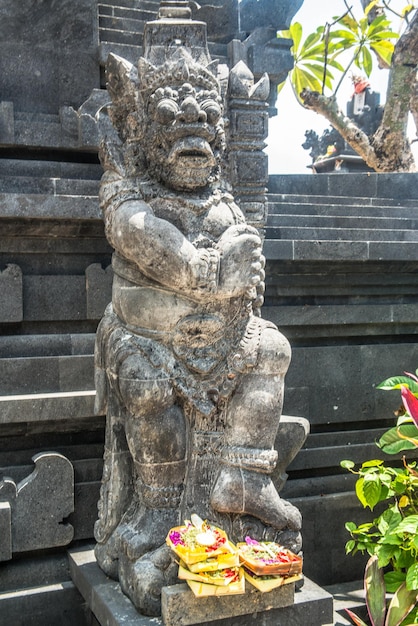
[0,501,12,561]
[0,264,23,323]
[0,101,14,143]
[239,0,303,31]
[23,275,86,321]
[68,546,160,626]
[293,240,369,261]
[11,452,74,553]
[0,1,100,116]
[0,357,60,395]
[86,264,113,319]
[58,355,95,392]
[377,172,418,199]
[0,390,96,425]
[162,582,294,626]
[0,581,88,626]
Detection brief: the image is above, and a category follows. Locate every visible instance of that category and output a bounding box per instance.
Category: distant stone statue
[94,1,303,615]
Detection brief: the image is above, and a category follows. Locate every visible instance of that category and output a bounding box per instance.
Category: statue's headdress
[104,1,221,144]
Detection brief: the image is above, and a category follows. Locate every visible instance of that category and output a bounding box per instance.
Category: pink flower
[169,531,184,546]
[245,536,259,545]
[401,385,418,427]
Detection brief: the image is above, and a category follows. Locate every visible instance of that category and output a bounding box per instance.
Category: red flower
[401,386,418,427]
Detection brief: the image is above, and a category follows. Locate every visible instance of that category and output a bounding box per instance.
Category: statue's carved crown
[137,50,220,101]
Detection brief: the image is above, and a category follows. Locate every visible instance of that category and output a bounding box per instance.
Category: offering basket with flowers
[237,537,303,592]
[166,514,245,597]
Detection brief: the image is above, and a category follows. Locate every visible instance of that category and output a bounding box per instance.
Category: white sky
[266,0,417,173]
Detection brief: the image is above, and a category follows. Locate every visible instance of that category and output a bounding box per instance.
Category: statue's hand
[216,224,265,298]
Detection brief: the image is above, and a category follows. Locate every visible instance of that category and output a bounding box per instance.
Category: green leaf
[393,515,418,535]
[346,539,356,554]
[406,563,418,591]
[289,22,303,52]
[356,477,368,508]
[377,377,418,393]
[363,473,383,510]
[378,426,418,454]
[345,521,357,531]
[376,543,399,568]
[341,460,356,470]
[364,0,379,16]
[362,460,384,469]
[385,582,418,626]
[361,46,373,77]
[364,0,378,15]
[365,556,386,626]
[384,570,406,593]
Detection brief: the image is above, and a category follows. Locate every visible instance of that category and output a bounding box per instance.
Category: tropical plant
[278,1,418,172]
[341,369,418,625]
[345,555,417,626]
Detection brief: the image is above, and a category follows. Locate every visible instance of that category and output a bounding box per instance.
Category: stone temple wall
[1,1,418,623]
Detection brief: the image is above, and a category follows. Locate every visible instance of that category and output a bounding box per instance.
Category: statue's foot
[118,507,179,560]
[211,466,302,532]
[94,536,120,579]
[119,544,178,617]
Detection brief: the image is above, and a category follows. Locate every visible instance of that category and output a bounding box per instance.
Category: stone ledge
[69,545,334,626]
[0,390,96,424]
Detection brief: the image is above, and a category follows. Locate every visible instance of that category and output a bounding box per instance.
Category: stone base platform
[68,545,334,626]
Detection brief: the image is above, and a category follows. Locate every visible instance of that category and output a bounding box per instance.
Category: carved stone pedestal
[69,545,334,626]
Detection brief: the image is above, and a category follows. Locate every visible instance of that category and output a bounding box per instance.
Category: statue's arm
[111,201,265,300]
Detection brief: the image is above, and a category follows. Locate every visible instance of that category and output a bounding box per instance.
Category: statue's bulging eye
[200,99,221,125]
[155,98,179,124]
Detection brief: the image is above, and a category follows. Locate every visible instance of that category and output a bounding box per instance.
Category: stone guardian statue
[93,0,303,615]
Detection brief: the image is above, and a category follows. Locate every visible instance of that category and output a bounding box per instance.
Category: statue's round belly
[112,276,199,331]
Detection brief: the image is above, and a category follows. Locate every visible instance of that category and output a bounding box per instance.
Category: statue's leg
[211,325,301,531]
[115,353,187,560]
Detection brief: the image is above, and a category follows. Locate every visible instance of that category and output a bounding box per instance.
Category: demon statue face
[140,56,225,190]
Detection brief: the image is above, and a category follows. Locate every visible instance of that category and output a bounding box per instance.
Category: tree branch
[300,89,383,170]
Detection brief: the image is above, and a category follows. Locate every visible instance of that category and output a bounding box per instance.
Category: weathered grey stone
[0,101,14,143]
[86,264,113,319]
[240,0,304,32]
[93,3,305,617]
[0,264,23,323]
[0,581,88,626]
[24,276,86,321]
[0,501,12,561]
[0,390,96,425]
[69,546,333,626]
[0,452,74,556]
[0,0,99,116]
[162,580,294,626]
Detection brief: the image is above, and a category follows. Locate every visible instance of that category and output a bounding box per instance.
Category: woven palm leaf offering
[166,514,245,597]
[237,536,303,592]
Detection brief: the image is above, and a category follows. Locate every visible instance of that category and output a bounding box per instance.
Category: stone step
[68,545,334,626]
[0,175,100,196]
[268,193,417,208]
[267,213,418,231]
[268,172,418,200]
[265,225,418,242]
[0,192,100,221]
[0,390,96,425]
[263,237,418,261]
[0,580,88,626]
